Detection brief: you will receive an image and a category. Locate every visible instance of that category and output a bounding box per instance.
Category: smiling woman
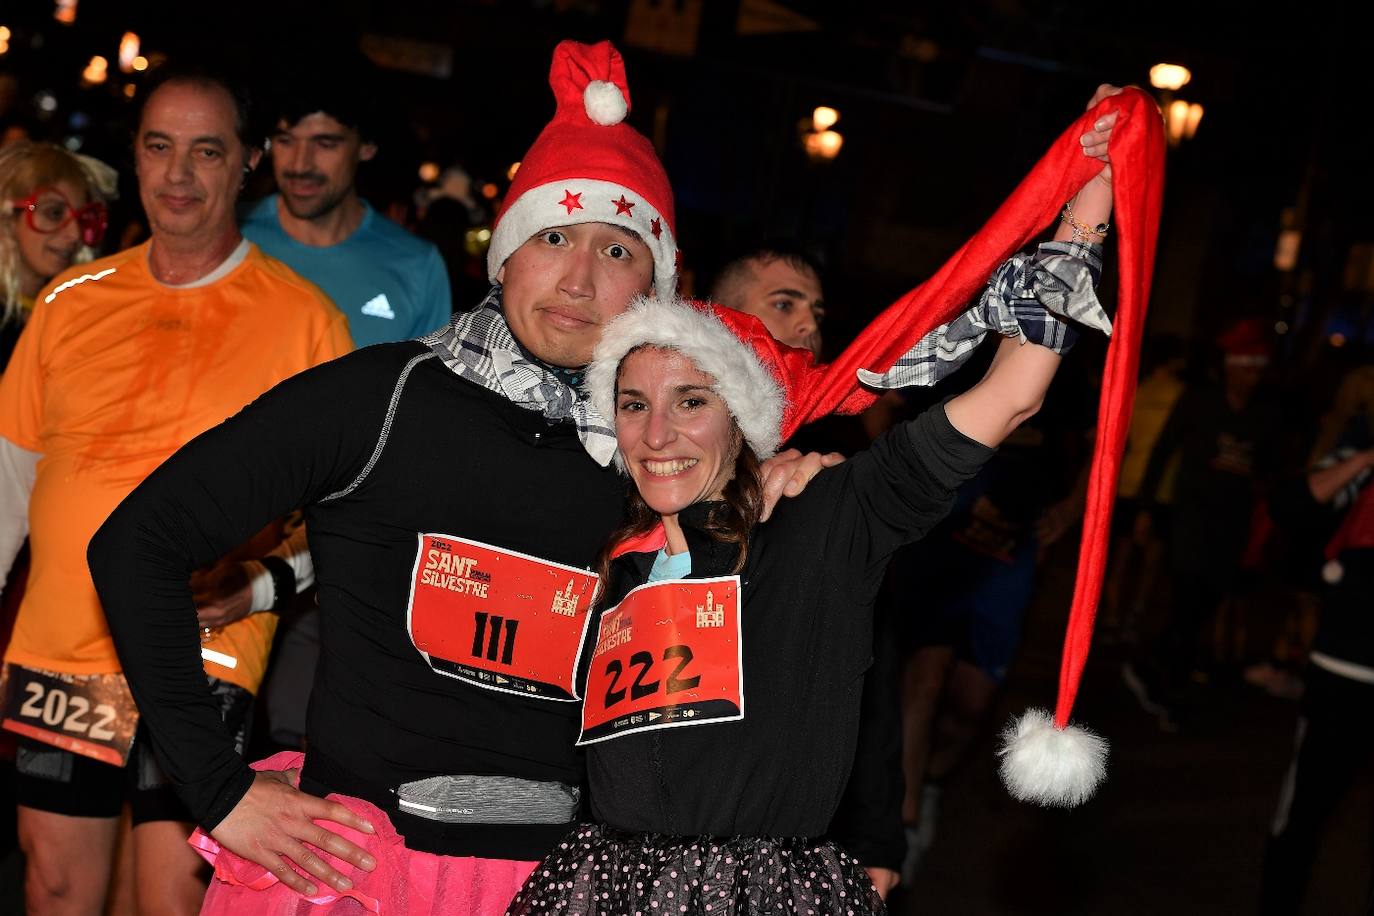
[0,141,115,368]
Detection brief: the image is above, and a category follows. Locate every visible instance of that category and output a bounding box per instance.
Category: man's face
[497,222,655,368]
[721,257,824,356]
[136,81,259,243]
[271,113,375,221]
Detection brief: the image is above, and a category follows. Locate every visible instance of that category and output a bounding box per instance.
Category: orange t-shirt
[0,241,353,694]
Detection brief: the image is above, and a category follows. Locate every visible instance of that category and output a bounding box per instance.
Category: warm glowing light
[1274,229,1301,272]
[812,106,839,131]
[1274,321,1289,335]
[1183,102,1204,140]
[1330,333,1347,348]
[506,161,521,181]
[0,26,11,41]
[132,55,148,71]
[418,161,440,182]
[54,0,77,24]
[804,129,844,161]
[123,84,136,98]
[481,182,499,199]
[81,55,108,85]
[463,227,493,257]
[118,32,139,72]
[1149,63,1191,91]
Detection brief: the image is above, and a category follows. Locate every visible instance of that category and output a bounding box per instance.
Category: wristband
[259,555,296,612]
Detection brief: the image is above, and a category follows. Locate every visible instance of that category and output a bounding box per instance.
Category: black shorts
[12,676,252,824]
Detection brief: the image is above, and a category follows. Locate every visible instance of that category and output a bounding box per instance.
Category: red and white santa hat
[586,295,834,466]
[1322,477,1374,584]
[487,40,678,301]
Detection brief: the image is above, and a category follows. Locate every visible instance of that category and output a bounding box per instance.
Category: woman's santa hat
[586,296,808,465]
[1322,479,1374,584]
[487,40,678,301]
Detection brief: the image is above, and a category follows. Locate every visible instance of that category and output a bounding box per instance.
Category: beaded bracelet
[1061,199,1109,243]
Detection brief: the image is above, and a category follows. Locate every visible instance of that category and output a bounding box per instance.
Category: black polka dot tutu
[506,824,886,916]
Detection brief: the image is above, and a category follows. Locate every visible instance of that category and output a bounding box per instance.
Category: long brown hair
[593,439,764,595]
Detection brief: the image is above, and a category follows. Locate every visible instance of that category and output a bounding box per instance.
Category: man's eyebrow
[767,288,808,299]
[674,384,712,393]
[192,135,227,149]
[608,224,643,241]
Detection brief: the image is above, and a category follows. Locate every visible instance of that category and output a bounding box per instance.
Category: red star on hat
[650,217,662,239]
[613,195,636,216]
[559,190,584,215]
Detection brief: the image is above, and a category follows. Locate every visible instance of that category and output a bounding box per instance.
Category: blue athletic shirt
[243,195,453,348]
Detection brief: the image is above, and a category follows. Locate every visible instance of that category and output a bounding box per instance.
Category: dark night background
[1,1,1372,912]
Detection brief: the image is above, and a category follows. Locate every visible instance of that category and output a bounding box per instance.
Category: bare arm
[944,85,1118,448]
[1308,448,1374,504]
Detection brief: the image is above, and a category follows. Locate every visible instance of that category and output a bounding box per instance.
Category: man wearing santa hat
[85,40,842,912]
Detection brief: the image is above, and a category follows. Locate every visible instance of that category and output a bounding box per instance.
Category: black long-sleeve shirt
[585,406,993,838]
[89,342,627,858]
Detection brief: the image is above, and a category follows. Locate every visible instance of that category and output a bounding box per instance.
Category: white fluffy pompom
[997,708,1108,808]
[584,80,628,126]
[1322,559,1344,584]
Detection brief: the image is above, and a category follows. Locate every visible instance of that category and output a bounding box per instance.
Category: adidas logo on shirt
[361,294,396,319]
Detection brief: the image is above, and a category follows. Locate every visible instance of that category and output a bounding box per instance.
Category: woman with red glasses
[0,141,115,370]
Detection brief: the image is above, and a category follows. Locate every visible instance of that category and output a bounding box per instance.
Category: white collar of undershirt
[149,238,251,289]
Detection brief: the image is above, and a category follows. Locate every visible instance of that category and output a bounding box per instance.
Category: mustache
[281,171,326,183]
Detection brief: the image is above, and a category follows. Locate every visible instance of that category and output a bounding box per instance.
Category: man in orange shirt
[0,64,351,915]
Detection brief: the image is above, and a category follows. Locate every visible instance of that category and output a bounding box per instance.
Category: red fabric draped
[793,86,1166,728]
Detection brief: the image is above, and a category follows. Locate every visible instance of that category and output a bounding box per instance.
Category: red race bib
[407,533,600,702]
[1,664,139,766]
[578,576,744,745]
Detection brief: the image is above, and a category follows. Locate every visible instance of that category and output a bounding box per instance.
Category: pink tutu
[191,752,538,915]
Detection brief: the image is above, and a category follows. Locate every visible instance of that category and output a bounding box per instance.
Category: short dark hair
[139,60,260,152]
[267,52,379,144]
[708,239,824,305]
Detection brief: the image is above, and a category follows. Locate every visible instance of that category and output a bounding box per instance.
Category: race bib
[1,664,139,766]
[578,576,744,746]
[407,533,600,702]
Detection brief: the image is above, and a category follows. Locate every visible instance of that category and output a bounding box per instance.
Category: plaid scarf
[859,241,1109,390]
[421,287,619,466]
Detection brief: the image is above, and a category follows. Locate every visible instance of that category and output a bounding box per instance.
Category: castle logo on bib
[361,293,396,319]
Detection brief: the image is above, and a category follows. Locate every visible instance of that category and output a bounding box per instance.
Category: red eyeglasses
[11,187,108,247]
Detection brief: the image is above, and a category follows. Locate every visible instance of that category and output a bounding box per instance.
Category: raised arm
[945,95,1116,448]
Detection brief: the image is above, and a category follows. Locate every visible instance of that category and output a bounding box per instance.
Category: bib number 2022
[17,682,118,740]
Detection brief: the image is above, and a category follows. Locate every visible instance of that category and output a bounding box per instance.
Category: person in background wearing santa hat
[508,142,1114,909]
[1122,318,1283,730]
[84,40,839,915]
[1259,437,1374,914]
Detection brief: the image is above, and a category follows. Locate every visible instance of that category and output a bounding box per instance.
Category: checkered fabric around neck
[421,286,618,467]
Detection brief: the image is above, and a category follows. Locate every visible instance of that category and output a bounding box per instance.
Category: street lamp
[118,32,140,72]
[1150,62,1202,147]
[1149,63,1191,91]
[801,106,843,162]
[81,56,108,86]
[804,129,844,161]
